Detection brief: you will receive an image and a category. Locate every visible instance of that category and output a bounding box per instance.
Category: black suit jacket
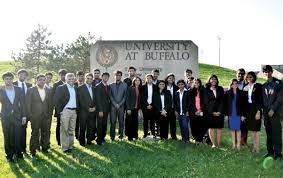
[153,90,172,112]
[25,86,53,120]
[188,87,206,116]
[204,86,224,115]
[0,86,26,125]
[123,77,132,87]
[140,84,158,110]
[78,84,96,112]
[242,83,263,117]
[165,84,179,109]
[224,89,245,116]
[52,80,64,117]
[54,84,78,115]
[126,87,140,110]
[174,90,189,115]
[262,78,283,114]
[95,82,110,113]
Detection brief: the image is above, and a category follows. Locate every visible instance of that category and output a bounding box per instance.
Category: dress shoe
[17,154,24,159]
[263,153,274,158]
[7,158,14,163]
[30,153,36,159]
[274,154,283,160]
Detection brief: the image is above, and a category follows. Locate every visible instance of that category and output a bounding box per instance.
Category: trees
[12,24,52,78]
[12,25,98,78]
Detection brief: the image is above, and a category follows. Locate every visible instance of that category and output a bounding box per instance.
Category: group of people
[0,65,282,163]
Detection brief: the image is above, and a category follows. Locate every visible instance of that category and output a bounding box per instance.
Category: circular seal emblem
[96,46,118,68]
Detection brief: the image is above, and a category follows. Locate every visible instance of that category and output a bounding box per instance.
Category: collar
[177,88,187,93]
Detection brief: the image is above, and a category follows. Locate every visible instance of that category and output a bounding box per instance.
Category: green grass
[0,120,283,178]
[0,61,282,178]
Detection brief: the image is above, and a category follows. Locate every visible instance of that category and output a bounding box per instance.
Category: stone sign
[90,40,198,82]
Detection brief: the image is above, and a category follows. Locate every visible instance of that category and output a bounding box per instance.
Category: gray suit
[109,81,128,139]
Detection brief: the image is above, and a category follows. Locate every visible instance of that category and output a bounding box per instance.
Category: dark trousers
[79,112,96,145]
[142,108,156,137]
[30,116,51,154]
[178,115,190,142]
[46,116,52,148]
[1,118,22,159]
[125,109,139,140]
[110,105,125,139]
[264,112,282,156]
[75,115,80,140]
[240,120,248,145]
[190,115,206,142]
[56,116,61,145]
[20,122,27,153]
[168,109,177,139]
[159,114,169,139]
[96,112,108,144]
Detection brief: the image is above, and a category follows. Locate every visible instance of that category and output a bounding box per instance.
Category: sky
[0,0,282,71]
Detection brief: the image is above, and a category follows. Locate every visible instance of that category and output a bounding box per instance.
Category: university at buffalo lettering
[145,51,189,60]
[124,41,191,60]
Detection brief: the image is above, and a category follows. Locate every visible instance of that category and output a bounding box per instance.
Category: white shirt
[147,84,153,104]
[177,89,187,115]
[167,85,174,98]
[160,94,165,111]
[64,84,77,109]
[37,86,46,102]
[17,80,27,94]
[248,84,254,104]
[87,84,93,99]
[167,85,174,107]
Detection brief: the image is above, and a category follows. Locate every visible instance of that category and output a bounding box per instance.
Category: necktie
[105,85,108,95]
[22,82,25,94]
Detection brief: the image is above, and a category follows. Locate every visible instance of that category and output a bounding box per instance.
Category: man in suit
[45,72,53,89]
[54,73,78,152]
[262,65,283,160]
[141,74,158,138]
[74,71,85,140]
[95,72,110,145]
[52,69,67,146]
[0,72,27,162]
[26,75,53,157]
[123,66,137,87]
[78,73,96,146]
[13,69,32,154]
[109,70,128,140]
[236,68,248,146]
[92,69,102,87]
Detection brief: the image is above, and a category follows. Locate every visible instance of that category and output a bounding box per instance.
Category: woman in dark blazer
[242,71,263,154]
[224,79,245,150]
[125,77,142,141]
[165,73,179,140]
[204,75,224,148]
[188,78,207,144]
[153,80,172,140]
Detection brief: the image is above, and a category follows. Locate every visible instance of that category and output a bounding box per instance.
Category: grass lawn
[0,119,283,178]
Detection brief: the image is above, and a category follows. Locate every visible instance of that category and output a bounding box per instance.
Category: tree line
[11,24,101,80]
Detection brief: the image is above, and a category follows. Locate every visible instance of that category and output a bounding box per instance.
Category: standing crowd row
[0,65,282,163]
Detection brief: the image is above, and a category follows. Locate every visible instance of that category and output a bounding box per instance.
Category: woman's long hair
[205,74,219,88]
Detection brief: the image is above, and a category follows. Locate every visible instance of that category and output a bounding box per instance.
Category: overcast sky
[0,0,282,71]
